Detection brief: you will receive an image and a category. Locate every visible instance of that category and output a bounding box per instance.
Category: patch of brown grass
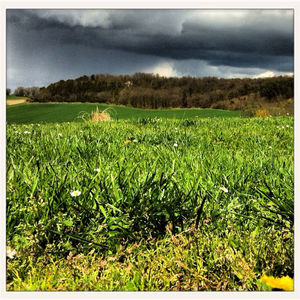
[255,109,270,118]
[90,107,111,122]
[6,99,27,105]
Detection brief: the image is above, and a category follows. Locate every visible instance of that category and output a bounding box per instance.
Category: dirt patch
[6,99,27,105]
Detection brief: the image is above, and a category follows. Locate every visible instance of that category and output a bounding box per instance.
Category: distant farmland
[6,103,240,124]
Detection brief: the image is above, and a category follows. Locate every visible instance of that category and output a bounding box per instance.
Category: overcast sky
[6,9,294,91]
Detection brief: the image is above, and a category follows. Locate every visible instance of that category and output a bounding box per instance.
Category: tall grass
[6,116,294,290]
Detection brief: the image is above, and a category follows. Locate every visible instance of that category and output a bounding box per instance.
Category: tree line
[7,86,40,98]
[10,73,294,109]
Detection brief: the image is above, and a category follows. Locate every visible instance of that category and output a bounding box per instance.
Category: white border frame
[1,1,299,299]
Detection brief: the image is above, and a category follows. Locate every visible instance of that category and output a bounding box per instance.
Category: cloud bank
[6,9,294,90]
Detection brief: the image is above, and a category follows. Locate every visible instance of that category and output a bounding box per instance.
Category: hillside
[26,73,293,114]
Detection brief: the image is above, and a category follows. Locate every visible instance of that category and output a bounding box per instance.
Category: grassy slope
[6,103,240,124]
[6,95,28,100]
[6,117,294,291]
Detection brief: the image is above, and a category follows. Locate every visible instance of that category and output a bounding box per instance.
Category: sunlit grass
[6,103,240,124]
[6,116,294,290]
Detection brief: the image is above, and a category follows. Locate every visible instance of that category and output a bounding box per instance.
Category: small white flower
[6,248,16,259]
[70,190,81,197]
[58,133,62,137]
[175,128,178,130]
[220,186,228,193]
[269,146,272,149]
[174,143,178,147]
[94,168,100,172]
[24,131,30,134]
[133,139,138,143]
[37,124,40,126]
[282,126,285,129]
[80,130,83,133]
[286,125,289,128]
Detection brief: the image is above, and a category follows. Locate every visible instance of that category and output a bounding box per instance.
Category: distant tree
[28,72,293,108]
[181,89,188,108]
[259,78,293,101]
[125,80,133,87]
[28,87,40,98]
[6,88,11,96]
[14,86,25,97]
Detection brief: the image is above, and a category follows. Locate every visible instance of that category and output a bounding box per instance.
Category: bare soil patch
[6,99,27,105]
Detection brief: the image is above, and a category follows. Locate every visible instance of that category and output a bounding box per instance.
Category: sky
[6,9,294,91]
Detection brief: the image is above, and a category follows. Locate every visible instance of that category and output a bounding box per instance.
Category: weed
[90,107,111,122]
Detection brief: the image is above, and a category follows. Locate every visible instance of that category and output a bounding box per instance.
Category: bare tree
[14,86,40,98]
[14,86,25,97]
[28,86,40,98]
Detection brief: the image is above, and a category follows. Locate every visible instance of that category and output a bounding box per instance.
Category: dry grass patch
[6,99,27,105]
[90,107,111,122]
[255,109,270,118]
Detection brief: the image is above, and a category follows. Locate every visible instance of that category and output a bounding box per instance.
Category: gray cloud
[6,9,294,90]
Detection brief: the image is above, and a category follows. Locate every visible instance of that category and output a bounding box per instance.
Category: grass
[7,227,292,291]
[6,116,294,291]
[6,102,240,124]
[6,95,28,100]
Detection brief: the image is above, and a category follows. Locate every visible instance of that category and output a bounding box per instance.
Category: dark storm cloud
[7,9,293,69]
[6,9,294,90]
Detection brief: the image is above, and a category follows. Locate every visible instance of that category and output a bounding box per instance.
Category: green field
[6,95,28,100]
[6,115,294,291]
[6,102,240,124]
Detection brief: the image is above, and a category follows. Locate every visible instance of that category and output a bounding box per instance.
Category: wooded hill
[29,73,293,110]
